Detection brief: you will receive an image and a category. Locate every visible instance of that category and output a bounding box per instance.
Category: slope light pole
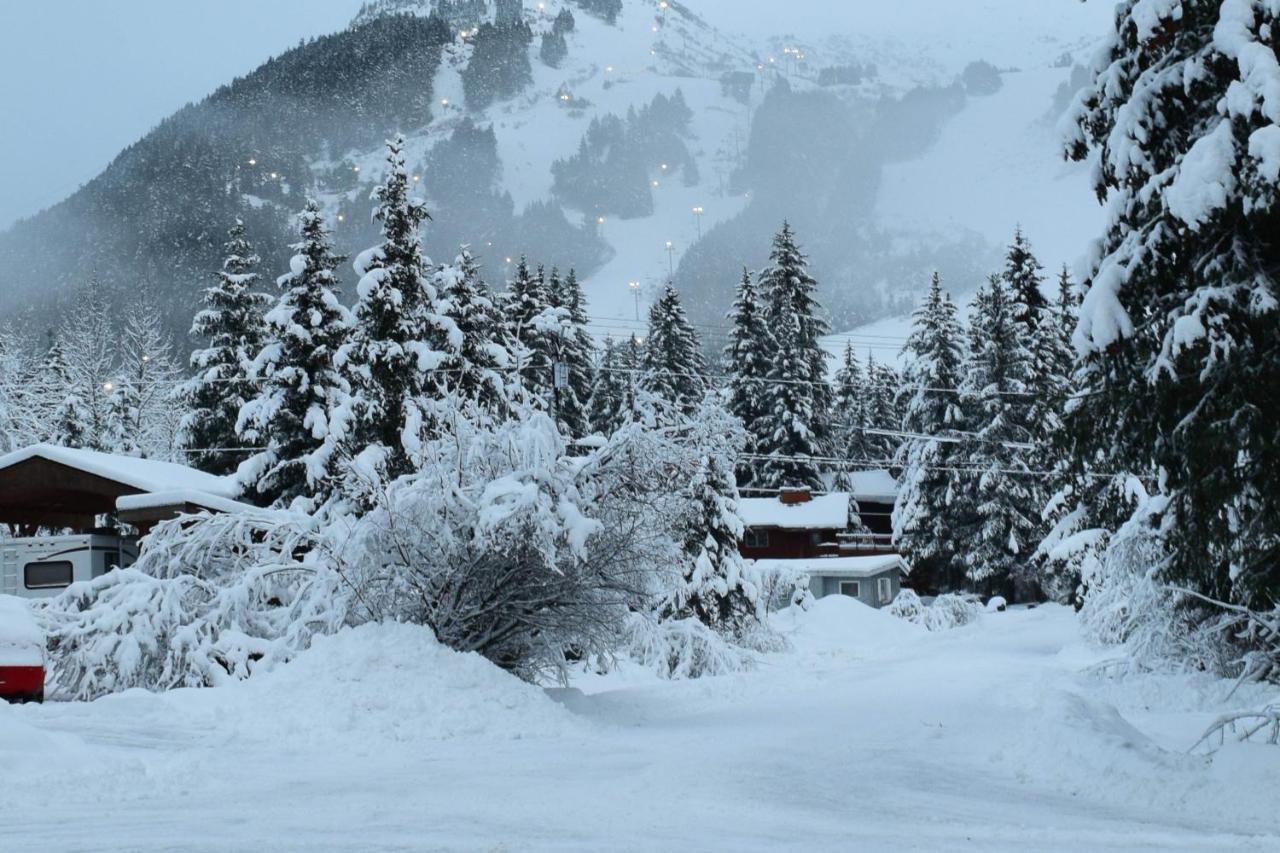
[629,280,641,321]
[692,206,704,239]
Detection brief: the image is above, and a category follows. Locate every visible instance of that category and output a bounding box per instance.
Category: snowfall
[3,599,1276,852]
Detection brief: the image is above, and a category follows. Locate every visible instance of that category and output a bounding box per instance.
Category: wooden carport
[0,445,243,535]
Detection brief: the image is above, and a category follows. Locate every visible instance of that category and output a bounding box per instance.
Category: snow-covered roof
[0,445,237,498]
[843,470,899,503]
[115,489,263,517]
[739,493,850,530]
[750,555,910,578]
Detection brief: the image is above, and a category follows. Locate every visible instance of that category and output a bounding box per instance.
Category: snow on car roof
[738,493,851,530]
[0,444,237,498]
[749,555,910,578]
[0,595,44,659]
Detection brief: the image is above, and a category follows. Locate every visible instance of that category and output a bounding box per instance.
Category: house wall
[808,570,901,609]
[740,528,840,560]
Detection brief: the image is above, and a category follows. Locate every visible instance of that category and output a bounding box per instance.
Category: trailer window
[94,551,120,578]
[24,561,74,590]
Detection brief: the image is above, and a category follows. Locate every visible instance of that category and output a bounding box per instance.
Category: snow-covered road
[2,602,1275,852]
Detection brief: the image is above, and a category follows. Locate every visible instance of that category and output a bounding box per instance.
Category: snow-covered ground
[3,601,1275,851]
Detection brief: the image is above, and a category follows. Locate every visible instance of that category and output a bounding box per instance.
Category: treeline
[551,91,697,219]
[893,231,1076,601]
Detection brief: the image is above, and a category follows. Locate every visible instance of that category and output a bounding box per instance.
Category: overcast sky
[0,0,360,230]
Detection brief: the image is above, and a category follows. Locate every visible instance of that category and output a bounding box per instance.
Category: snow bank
[774,594,923,654]
[162,622,573,745]
[0,594,44,665]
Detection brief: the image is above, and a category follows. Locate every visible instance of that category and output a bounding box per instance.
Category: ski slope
[3,602,1274,852]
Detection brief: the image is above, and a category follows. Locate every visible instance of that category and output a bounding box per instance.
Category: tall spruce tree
[1000,228,1070,447]
[433,247,513,421]
[893,273,969,591]
[641,283,706,417]
[832,342,873,465]
[343,136,449,481]
[547,267,595,438]
[1065,1,1280,608]
[42,336,92,450]
[660,449,761,636]
[723,268,773,487]
[239,201,352,508]
[507,258,556,404]
[180,220,273,474]
[587,337,631,436]
[755,223,832,490]
[958,275,1039,596]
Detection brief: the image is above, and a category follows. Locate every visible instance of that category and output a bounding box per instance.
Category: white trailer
[0,533,138,600]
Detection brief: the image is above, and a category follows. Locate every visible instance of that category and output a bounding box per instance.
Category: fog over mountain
[0,0,1114,346]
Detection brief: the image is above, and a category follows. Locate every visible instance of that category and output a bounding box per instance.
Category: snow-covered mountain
[0,0,1115,350]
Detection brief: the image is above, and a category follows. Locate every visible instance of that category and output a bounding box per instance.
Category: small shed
[751,554,911,609]
[0,444,242,535]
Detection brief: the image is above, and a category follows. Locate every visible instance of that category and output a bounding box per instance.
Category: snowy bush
[339,412,660,682]
[1194,701,1280,753]
[39,509,351,700]
[621,613,752,680]
[888,589,983,632]
[887,589,926,623]
[756,561,814,614]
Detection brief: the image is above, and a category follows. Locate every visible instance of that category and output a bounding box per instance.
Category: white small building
[751,554,910,609]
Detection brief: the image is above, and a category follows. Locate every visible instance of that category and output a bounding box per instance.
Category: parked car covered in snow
[0,594,44,703]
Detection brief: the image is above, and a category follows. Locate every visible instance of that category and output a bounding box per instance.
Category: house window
[24,561,73,590]
[839,581,860,598]
[877,576,893,604]
[744,529,770,549]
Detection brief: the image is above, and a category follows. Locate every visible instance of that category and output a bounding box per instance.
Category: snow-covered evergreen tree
[1003,226,1049,321]
[1064,0,1280,609]
[547,267,595,438]
[893,273,969,591]
[1000,228,1071,450]
[755,223,832,490]
[239,201,352,508]
[0,330,28,452]
[342,136,449,483]
[42,335,93,450]
[832,341,874,464]
[587,337,631,436]
[641,283,706,417]
[863,353,904,462]
[433,247,513,422]
[723,268,772,487]
[957,275,1039,596]
[179,220,273,474]
[660,448,761,636]
[506,258,556,404]
[58,283,117,451]
[113,295,184,459]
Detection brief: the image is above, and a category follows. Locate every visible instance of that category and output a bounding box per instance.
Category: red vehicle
[0,595,44,703]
